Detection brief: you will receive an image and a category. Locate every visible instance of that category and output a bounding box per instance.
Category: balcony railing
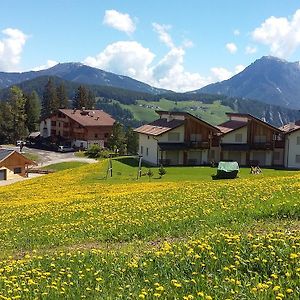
[188,141,209,149]
[250,142,273,150]
[274,140,285,148]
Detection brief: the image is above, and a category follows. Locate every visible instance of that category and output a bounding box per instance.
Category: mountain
[196,56,300,109]
[1,75,300,127]
[0,63,168,94]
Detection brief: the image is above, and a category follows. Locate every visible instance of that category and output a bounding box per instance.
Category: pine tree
[24,91,41,132]
[4,86,28,142]
[41,78,59,118]
[56,83,69,108]
[125,127,138,155]
[73,85,88,109]
[107,122,126,154]
[87,90,96,109]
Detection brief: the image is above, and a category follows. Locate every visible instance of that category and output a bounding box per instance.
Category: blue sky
[1,0,300,91]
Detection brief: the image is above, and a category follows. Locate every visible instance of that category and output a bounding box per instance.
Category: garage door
[0,169,7,180]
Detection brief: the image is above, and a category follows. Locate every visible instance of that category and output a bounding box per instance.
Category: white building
[134,111,220,166]
[281,122,300,169]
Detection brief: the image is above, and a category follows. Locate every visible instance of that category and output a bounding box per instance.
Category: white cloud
[103,10,136,34]
[245,45,257,54]
[252,9,300,57]
[226,42,238,54]
[233,29,240,36]
[152,23,174,48]
[84,41,154,82]
[235,64,245,74]
[210,64,245,81]
[83,41,210,92]
[182,39,194,49]
[210,67,233,81]
[32,59,58,71]
[0,28,27,71]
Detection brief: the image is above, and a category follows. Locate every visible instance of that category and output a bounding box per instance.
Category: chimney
[72,108,76,114]
[81,106,85,111]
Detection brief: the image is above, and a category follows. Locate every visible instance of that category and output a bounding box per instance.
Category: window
[140,146,143,154]
[95,133,98,138]
[146,148,149,156]
[168,132,180,141]
[254,135,267,143]
[210,150,215,159]
[296,155,300,163]
[190,134,202,141]
[235,133,242,143]
[51,121,56,126]
[14,167,22,174]
[147,135,150,139]
[51,129,56,135]
[104,133,109,138]
[297,136,300,145]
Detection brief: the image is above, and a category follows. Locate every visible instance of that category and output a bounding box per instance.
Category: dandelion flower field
[0,161,299,299]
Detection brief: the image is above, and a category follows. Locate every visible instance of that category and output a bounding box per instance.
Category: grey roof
[0,149,14,162]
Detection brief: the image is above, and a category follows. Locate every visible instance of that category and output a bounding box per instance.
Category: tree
[158,165,166,179]
[125,127,138,155]
[3,86,28,142]
[107,122,126,155]
[73,85,88,109]
[41,78,59,118]
[56,83,69,108]
[24,91,41,132]
[87,90,96,109]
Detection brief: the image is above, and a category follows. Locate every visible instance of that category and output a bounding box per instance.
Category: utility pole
[136,155,143,179]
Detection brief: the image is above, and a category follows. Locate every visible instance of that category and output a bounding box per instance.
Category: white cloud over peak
[152,23,174,48]
[210,64,245,82]
[245,45,257,54]
[32,59,58,71]
[226,42,238,54]
[0,28,27,71]
[84,41,154,81]
[252,9,300,58]
[103,10,136,34]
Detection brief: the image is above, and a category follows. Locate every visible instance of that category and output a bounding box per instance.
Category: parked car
[16,140,26,146]
[57,145,75,153]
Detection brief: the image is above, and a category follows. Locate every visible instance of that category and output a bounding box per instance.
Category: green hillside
[120,99,234,124]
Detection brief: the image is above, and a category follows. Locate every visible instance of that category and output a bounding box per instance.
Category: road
[0,146,98,186]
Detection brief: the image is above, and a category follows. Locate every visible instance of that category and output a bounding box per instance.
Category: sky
[1,0,300,92]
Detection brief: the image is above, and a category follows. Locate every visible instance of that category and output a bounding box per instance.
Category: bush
[158,165,166,178]
[85,145,101,158]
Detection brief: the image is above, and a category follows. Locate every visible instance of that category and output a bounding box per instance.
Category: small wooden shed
[0,149,35,180]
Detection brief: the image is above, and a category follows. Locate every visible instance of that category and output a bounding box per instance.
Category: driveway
[0,146,97,186]
[2,145,97,167]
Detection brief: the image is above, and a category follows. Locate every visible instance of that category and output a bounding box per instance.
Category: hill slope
[197,56,300,109]
[0,62,167,94]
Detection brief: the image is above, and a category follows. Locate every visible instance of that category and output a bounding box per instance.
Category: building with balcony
[40,108,115,149]
[134,111,220,166]
[217,113,284,166]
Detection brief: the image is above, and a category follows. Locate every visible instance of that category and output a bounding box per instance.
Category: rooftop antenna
[137,155,143,179]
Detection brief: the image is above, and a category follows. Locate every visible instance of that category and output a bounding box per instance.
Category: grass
[22,151,40,162]
[41,161,88,171]
[0,159,299,299]
[119,99,235,125]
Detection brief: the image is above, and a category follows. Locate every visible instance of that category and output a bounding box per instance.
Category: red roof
[59,109,115,127]
[280,122,300,134]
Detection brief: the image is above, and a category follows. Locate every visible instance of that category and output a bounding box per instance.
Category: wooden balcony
[188,141,210,149]
[274,140,285,148]
[250,142,273,150]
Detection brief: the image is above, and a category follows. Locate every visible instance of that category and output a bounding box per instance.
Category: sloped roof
[134,119,184,136]
[59,109,115,127]
[280,122,300,134]
[226,113,282,133]
[0,149,36,165]
[217,120,248,134]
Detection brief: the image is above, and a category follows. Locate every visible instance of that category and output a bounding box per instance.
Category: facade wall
[249,150,272,166]
[40,119,51,138]
[187,149,209,165]
[138,134,158,165]
[0,153,31,179]
[222,151,247,165]
[284,132,300,168]
[157,126,185,143]
[220,127,248,144]
[0,166,23,180]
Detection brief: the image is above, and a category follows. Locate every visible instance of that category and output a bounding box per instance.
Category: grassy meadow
[0,158,299,299]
